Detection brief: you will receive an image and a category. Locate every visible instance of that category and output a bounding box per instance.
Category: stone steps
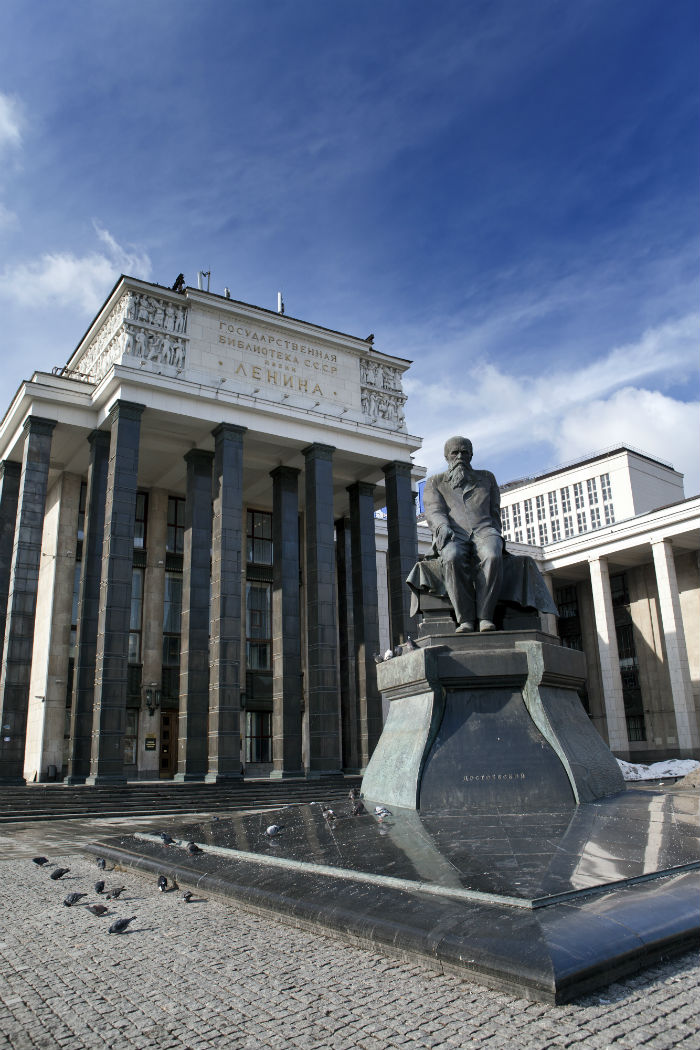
[0,776,362,823]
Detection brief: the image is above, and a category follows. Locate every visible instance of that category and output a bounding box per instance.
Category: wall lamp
[144,684,161,717]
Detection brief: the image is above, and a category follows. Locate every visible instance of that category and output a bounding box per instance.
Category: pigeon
[105,886,126,900]
[96,858,106,870]
[393,645,403,657]
[383,649,394,661]
[87,904,109,916]
[351,801,366,816]
[157,875,168,892]
[160,832,176,846]
[182,891,194,903]
[94,880,105,895]
[404,636,418,651]
[375,806,392,817]
[63,892,87,907]
[186,841,203,855]
[108,916,136,934]
[265,824,284,838]
[373,652,383,664]
[321,806,336,825]
[50,867,70,880]
[348,788,359,802]
[32,856,50,866]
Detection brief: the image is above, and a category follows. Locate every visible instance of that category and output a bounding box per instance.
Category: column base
[64,775,87,785]
[342,767,364,776]
[0,776,26,786]
[306,768,344,779]
[204,772,244,784]
[269,769,305,780]
[85,775,127,786]
[173,773,206,783]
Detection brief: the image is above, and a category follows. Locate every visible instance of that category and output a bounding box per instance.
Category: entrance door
[159,711,178,778]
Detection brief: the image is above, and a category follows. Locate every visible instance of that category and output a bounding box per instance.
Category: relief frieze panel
[76,291,189,381]
[360,356,407,432]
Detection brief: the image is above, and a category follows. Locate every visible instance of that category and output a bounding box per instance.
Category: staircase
[0,776,363,823]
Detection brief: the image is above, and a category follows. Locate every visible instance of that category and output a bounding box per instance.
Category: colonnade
[0,403,419,785]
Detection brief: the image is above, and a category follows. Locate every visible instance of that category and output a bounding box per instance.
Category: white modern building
[497,449,699,761]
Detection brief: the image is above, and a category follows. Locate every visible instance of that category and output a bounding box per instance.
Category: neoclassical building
[0,276,423,784]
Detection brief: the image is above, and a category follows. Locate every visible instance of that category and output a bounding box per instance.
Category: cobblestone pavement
[0,828,698,1050]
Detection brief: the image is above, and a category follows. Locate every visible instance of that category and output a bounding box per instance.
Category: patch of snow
[617,758,700,781]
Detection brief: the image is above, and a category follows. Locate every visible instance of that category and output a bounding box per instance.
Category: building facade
[0,276,423,784]
[496,449,699,761]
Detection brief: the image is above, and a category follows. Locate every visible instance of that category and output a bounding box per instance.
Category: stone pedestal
[362,631,625,812]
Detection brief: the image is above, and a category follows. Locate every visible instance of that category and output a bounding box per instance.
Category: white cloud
[0,226,152,314]
[0,93,22,154]
[555,388,699,496]
[404,313,699,492]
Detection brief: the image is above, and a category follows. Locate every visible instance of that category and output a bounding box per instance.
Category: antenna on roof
[277,292,284,315]
[197,271,211,292]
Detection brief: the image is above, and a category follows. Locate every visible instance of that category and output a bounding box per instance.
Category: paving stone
[0,849,699,1050]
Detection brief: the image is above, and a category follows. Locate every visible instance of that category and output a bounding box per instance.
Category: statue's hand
[435,523,454,551]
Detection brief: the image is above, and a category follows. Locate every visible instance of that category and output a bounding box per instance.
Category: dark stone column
[270,466,303,778]
[382,461,418,646]
[348,481,382,768]
[175,449,214,782]
[87,401,144,786]
[207,424,245,783]
[0,461,21,649]
[0,418,56,784]
[303,443,342,776]
[65,430,110,784]
[336,516,360,772]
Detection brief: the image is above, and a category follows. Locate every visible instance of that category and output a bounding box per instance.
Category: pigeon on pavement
[265,824,284,837]
[96,858,106,870]
[108,916,136,934]
[157,875,168,892]
[105,886,126,900]
[182,891,194,903]
[94,880,105,895]
[186,841,203,855]
[32,857,50,866]
[63,892,88,907]
[87,904,109,916]
[160,832,176,846]
[50,868,70,880]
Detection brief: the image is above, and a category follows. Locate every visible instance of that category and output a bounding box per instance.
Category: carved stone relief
[77,291,189,382]
[360,356,407,431]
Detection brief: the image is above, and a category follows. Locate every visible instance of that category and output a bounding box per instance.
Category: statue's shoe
[479,620,496,632]
[455,621,475,633]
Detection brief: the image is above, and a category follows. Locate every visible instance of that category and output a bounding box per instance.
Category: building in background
[0,276,423,785]
[497,449,699,761]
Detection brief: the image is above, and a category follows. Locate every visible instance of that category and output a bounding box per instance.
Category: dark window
[555,585,579,619]
[245,711,272,764]
[246,582,271,670]
[129,567,144,664]
[134,491,148,549]
[246,510,272,565]
[610,573,629,607]
[161,571,182,702]
[167,496,186,554]
[77,481,87,542]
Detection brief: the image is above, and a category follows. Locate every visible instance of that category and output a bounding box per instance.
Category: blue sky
[0,0,697,491]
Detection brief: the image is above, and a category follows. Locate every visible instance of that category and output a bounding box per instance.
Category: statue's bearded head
[444,436,473,488]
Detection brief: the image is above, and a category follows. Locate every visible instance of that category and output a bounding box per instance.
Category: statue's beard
[447,462,469,489]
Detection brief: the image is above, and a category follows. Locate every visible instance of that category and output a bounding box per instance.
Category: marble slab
[86,784,699,1002]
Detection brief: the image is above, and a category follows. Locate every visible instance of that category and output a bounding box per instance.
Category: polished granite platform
[86,784,699,1003]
